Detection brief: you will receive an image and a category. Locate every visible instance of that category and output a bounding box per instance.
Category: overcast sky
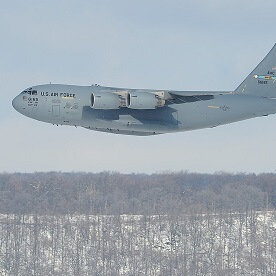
[1,0,276,174]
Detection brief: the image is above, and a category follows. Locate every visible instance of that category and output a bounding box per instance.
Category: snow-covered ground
[0,211,275,275]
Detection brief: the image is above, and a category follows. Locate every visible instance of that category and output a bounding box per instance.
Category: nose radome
[12,95,20,112]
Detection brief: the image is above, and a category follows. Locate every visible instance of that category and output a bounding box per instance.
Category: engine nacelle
[91,92,121,109]
[127,92,165,109]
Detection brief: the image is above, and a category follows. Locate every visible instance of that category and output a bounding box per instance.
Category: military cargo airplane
[12,44,276,136]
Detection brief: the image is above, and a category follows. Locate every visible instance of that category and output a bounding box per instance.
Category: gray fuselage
[12,84,276,136]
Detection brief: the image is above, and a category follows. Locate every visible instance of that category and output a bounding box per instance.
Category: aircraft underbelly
[81,106,179,134]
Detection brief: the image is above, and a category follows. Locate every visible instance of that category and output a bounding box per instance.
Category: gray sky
[1,0,276,173]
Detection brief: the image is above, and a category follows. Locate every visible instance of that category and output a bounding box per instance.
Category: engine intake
[91,92,121,109]
[127,92,165,109]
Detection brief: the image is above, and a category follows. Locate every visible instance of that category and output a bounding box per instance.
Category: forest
[0,172,275,275]
[0,171,275,215]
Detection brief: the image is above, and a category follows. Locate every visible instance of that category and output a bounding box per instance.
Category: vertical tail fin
[235,44,276,98]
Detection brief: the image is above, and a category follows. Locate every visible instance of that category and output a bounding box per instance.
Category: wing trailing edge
[168,91,232,97]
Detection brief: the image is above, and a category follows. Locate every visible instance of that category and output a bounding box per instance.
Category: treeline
[0,172,275,275]
[0,213,275,275]
[0,172,275,215]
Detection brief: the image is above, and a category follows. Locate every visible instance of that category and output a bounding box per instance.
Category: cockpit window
[21,88,37,95]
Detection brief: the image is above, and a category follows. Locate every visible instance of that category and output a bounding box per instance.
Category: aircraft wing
[168,90,232,97]
[166,91,232,104]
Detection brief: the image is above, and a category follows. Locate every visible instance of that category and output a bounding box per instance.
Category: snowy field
[0,212,275,275]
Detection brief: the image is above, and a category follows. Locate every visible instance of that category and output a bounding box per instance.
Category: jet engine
[127,92,165,109]
[91,92,122,109]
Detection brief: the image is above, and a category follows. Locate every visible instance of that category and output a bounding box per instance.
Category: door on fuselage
[52,105,60,117]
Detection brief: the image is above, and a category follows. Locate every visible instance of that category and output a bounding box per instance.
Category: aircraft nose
[12,95,21,112]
